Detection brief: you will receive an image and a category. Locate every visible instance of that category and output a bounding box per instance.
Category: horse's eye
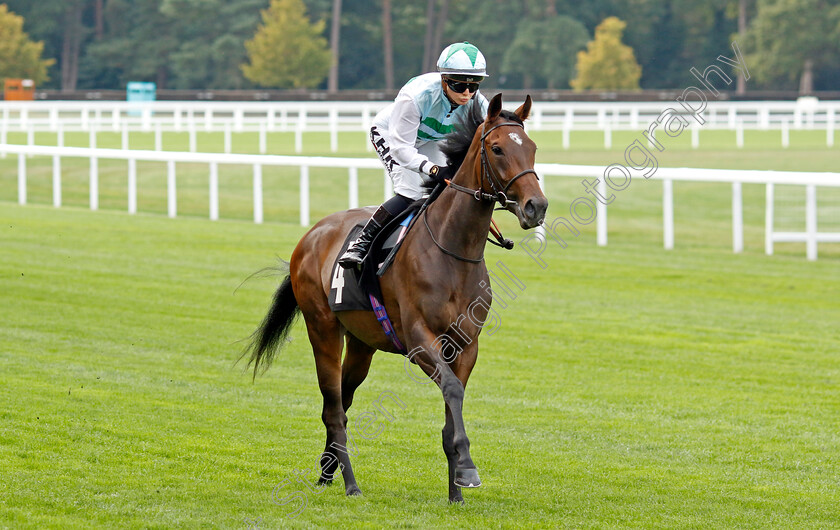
[491,145,503,155]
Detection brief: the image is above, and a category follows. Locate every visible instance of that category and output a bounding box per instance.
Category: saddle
[327,200,423,314]
[327,184,446,352]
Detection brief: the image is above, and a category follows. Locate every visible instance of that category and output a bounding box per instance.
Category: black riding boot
[338,205,395,268]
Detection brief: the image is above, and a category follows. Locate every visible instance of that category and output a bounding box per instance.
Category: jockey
[338,42,490,269]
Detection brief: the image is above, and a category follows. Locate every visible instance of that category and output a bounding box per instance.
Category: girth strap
[369,293,406,353]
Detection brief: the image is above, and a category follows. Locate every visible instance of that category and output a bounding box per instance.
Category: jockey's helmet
[437,42,488,80]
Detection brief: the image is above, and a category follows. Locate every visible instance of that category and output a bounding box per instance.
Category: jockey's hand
[429,164,456,184]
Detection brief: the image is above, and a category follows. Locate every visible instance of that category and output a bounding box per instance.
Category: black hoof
[345,485,362,496]
[317,477,333,486]
[454,467,481,488]
[449,495,464,504]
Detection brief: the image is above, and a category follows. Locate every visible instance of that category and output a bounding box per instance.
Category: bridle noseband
[447,120,540,207]
[424,119,540,263]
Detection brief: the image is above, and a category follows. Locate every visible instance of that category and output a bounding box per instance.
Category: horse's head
[478,94,548,229]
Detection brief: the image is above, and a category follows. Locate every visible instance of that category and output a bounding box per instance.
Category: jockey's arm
[387,95,436,177]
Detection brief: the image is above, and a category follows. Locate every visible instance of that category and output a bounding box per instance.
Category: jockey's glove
[428,164,456,184]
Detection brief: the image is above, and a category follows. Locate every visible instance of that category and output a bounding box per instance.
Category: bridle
[446,120,539,208]
[424,119,540,263]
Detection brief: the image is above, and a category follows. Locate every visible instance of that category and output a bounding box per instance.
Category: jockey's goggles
[444,77,481,94]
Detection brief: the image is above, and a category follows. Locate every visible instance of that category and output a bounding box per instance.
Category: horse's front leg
[406,328,481,497]
[443,342,480,502]
[442,404,464,503]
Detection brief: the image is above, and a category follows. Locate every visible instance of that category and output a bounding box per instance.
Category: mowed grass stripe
[1,204,838,528]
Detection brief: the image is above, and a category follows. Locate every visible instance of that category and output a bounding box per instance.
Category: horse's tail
[240,261,301,380]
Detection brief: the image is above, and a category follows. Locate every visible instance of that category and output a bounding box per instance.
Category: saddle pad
[328,225,370,312]
[328,213,416,313]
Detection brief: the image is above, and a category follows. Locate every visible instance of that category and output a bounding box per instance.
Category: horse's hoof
[345,485,362,496]
[317,477,333,486]
[454,468,481,488]
[449,495,464,504]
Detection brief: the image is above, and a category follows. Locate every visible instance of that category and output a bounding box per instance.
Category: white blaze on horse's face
[495,124,547,230]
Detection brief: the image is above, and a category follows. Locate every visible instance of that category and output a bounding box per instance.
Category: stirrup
[337,205,393,269]
[338,241,367,268]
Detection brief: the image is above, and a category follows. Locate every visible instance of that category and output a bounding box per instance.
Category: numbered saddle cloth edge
[328,225,372,312]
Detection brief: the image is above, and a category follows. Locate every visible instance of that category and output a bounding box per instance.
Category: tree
[420,0,449,73]
[432,0,448,69]
[159,0,269,89]
[447,0,529,88]
[60,1,86,91]
[502,15,589,89]
[242,0,331,89]
[571,16,641,90]
[422,0,435,72]
[382,0,394,89]
[94,0,104,39]
[3,0,80,90]
[331,1,382,89]
[0,4,54,85]
[327,0,341,92]
[736,0,750,94]
[79,0,178,89]
[742,0,840,94]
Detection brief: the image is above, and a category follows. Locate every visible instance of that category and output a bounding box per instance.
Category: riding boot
[338,205,395,268]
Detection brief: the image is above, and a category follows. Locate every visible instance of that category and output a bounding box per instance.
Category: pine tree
[0,4,54,86]
[241,0,331,89]
[571,16,641,91]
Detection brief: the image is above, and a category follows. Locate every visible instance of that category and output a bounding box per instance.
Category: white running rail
[2,143,838,260]
[1,99,838,152]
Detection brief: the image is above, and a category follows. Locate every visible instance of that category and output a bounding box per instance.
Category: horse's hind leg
[316,335,373,490]
[304,318,362,496]
[340,335,375,413]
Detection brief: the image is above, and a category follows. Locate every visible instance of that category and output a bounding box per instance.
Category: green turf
[1,125,840,527]
[1,200,839,528]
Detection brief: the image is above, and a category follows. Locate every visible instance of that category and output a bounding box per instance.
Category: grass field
[1,126,840,528]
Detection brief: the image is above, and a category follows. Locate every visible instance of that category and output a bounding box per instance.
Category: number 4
[331,263,346,304]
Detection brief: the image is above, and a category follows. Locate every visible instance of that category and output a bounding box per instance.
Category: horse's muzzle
[518,196,548,229]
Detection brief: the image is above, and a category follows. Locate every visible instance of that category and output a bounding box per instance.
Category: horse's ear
[487,93,502,121]
[515,95,532,122]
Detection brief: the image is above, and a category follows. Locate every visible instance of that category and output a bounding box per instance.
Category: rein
[424,212,484,264]
[425,119,538,262]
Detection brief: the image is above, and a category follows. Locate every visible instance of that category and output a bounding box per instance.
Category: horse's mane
[440,103,523,169]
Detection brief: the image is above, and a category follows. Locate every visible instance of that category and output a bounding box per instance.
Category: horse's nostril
[524,200,536,219]
[533,197,548,221]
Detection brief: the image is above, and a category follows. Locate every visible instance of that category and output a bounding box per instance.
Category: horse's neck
[425,154,494,260]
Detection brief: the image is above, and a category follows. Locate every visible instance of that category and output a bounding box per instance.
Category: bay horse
[243,93,548,503]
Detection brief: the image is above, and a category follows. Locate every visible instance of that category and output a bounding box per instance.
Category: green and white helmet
[437,42,488,78]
